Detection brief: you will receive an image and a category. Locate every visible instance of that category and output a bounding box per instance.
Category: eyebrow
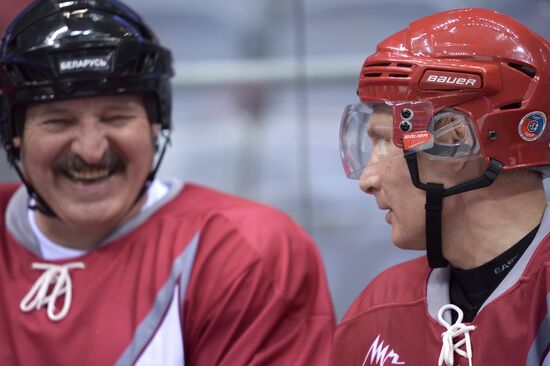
[367,123,384,138]
[367,117,392,138]
[34,101,138,115]
[101,101,139,112]
[33,105,72,114]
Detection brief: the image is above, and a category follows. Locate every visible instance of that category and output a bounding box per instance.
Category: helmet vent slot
[388,73,409,78]
[363,73,382,77]
[508,63,536,78]
[5,64,49,84]
[500,102,523,110]
[141,52,160,73]
[396,63,413,68]
[365,62,391,67]
[4,65,23,83]
[122,52,159,75]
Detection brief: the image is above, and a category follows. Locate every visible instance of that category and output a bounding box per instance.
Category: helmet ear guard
[421,110,479,161]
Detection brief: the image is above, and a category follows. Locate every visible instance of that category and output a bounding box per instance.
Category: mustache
[53,151,126,174]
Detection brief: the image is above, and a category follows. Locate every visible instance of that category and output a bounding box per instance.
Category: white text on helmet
[426,75,477,86]
[58,57,110,73]
[420,70,482,90]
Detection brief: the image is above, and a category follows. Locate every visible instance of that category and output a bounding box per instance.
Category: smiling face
[18,95,156,242]
[358,105,427,249]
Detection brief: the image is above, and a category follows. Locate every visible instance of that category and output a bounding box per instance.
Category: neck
[34,197,146,250]
[442,172,546,269]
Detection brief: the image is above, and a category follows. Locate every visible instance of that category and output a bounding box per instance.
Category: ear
[449,159,468,174]
[12,137,21,148]
[434,117,466,145]
[152,123,161,136]
[151,124,161,152]
[450,156,487,178]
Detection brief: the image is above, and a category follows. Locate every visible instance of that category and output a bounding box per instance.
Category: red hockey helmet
[341,8,550,179]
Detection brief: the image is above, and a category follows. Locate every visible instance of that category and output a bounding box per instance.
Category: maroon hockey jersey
[332,210,550,365]
[0,181,335,365]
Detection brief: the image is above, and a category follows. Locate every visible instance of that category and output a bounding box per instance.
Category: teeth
[68,168,110,181]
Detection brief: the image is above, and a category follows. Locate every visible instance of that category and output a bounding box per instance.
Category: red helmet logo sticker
[403,131,432,151]
[420,70,482,90]
[518,111,546,142]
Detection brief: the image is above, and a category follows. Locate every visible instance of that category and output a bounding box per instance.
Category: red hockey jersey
[332,209,550,366]
[0,180,335,365]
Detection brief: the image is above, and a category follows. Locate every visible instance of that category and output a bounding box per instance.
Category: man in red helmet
[0,0,335,365]
[332,8,550,366]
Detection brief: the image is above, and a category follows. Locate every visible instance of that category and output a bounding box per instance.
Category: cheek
[386,159,425,208]
[120,130,156,168]
[383,158,413,190]
[20,136,63,176]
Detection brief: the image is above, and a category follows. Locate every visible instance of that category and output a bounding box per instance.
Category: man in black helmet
[0,1,335,365]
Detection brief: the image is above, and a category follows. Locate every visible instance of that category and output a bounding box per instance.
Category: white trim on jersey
[135,286,185,365]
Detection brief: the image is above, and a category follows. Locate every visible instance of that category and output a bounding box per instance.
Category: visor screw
[399,120,412,132]
[61,81,74,94]
[401,108,413,120]
[488,130,497,141]
[98,78,109,91]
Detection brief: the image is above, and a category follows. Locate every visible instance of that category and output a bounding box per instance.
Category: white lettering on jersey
[362,335,406,366]
[493,254,519,275]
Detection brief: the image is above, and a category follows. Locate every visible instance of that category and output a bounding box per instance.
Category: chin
[58,202,131,229]
[391,230,426,250]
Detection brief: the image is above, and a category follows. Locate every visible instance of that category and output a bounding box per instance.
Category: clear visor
[339,102,479,179]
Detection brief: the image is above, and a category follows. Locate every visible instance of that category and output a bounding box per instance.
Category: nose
[70,118,109,164]
[358,165,381,195]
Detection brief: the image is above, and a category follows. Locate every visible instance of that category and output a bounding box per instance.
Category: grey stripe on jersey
[526,293,550,366]
[116,233,200,366]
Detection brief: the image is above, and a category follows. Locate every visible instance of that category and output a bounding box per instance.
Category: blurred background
[1,0,549,320]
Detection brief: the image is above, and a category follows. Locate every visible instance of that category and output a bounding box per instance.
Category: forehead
[368,103,393,133]
[26,94,145,116]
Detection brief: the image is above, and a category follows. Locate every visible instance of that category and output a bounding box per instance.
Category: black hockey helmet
[0,0,174,163]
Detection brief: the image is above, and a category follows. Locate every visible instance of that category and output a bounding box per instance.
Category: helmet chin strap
[133,129,171,204]
[7,129,172,220]
[11,157,57,217]
[3,140,56,216]
[404,153,504,268]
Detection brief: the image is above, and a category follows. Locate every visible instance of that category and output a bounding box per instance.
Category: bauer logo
[402,131,433,151]
[518,111,546,142]
[420,70,481,90]
[57,54,112,74]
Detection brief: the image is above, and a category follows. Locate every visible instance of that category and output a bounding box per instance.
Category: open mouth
[63,167,115,183]
[384,209,393,224]
[55,152,125,184]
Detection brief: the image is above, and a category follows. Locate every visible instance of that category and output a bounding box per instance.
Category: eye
[368,129,392,143]
[102,114,136,124]
[43,118,69,124]
[40,118,73,129]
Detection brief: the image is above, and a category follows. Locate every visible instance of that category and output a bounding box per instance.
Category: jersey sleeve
[183,211,335,366]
